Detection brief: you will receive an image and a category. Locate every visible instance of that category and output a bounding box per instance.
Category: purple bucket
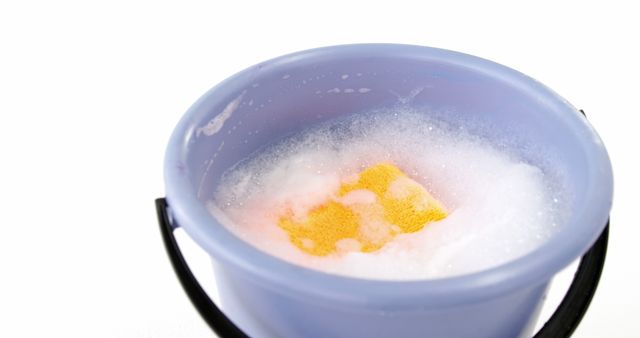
[157,44,612,338]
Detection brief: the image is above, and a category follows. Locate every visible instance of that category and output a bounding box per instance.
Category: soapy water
[208,108,569,280]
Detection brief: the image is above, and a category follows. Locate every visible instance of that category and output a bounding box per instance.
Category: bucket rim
[164,43,613,309]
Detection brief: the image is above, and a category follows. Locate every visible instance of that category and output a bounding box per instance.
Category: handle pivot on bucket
[156,198,249,338]
[155,198,608,338]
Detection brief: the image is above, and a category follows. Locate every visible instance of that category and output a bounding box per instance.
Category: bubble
[209,108,569,280]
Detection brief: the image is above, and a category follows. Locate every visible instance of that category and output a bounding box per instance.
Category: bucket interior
[183,49,592,209]
[167,45,611,288]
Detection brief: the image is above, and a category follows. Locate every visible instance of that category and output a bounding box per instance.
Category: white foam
[338,189,377,206]
[209,108,568,280]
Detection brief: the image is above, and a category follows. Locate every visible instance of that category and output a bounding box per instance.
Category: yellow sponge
[278,163,448,256]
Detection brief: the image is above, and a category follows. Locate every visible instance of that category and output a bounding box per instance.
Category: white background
[1,1,637,337]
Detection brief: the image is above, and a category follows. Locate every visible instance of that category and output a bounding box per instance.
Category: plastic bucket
[158,44,613,338]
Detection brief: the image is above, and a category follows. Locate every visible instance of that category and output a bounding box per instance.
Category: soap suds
[208,108,568,280]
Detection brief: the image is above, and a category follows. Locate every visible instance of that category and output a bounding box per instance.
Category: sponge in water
[278,163,448,256]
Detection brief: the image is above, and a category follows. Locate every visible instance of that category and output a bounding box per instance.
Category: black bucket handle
[155,198,608,338]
